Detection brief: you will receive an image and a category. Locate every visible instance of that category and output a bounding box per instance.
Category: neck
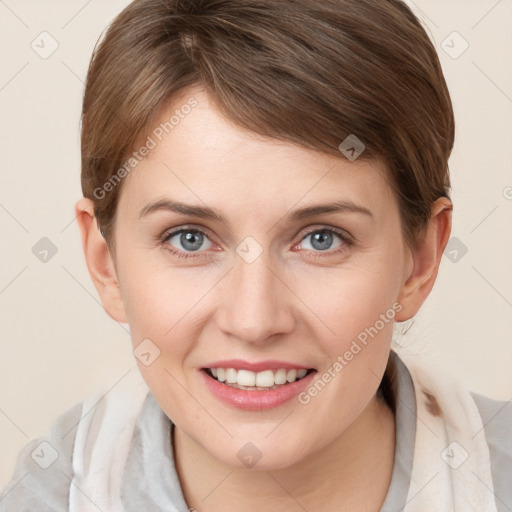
[173,394,396,512]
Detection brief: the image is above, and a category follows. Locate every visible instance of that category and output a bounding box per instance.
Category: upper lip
[202,359,313,372]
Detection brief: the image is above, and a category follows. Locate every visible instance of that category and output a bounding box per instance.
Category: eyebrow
[138,198,373,223]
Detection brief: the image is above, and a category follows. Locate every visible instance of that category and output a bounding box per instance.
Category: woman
[1,0,510,510]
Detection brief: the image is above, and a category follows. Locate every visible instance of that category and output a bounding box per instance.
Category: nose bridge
[217,246,294,343]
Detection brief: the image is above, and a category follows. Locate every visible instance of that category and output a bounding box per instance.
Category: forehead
[120,89,396,216]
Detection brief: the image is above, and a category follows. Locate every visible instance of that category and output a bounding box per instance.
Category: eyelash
[160,226,353,261]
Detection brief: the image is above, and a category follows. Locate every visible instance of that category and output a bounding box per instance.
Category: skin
[76,86,452,511]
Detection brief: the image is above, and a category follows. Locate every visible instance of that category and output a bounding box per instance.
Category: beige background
[0,0,511,490]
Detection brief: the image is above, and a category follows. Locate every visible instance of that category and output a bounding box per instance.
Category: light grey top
[1,352,511,511]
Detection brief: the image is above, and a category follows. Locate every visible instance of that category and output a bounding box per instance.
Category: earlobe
[395,197,453,322]
[75,197,128,323]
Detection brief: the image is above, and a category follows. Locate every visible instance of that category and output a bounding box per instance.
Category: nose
[215,251,296,345]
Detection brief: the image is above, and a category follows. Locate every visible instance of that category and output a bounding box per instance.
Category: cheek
[293,255,403,354]
[125,278,191,341]
[120,267,209,421]
[292,265,400,435]
[119,259,220,357]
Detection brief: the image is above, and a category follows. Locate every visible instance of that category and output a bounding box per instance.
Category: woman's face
[112,87,411,469]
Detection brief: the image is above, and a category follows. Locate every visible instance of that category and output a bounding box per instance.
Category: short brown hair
[81,0,454,254]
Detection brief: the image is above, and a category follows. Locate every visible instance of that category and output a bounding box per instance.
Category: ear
[395,197,453,322]
[75,197,127,323]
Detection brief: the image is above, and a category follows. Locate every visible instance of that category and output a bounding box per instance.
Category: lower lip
[200,370,316,411]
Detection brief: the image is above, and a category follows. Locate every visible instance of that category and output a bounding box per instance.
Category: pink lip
[200,368,316,411]
[202,359,312,372]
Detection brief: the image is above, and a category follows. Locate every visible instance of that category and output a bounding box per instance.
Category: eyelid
[160,224,354,258]
[160,224,216,243]
[296,224,354,244]
[160,226,219,261]
[161,224,352,243]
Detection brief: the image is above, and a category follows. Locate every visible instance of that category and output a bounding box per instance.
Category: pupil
[311,231,332,251]
[181,231,203,251]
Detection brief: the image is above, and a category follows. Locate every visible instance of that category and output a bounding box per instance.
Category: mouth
[200,359,318,410]
[203,367,315,391]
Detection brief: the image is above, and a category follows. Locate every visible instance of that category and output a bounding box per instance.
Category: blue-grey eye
[167,229,212,252]
[301,230,343,251]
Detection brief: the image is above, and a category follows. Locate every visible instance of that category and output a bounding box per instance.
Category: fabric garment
[1,351,511,511]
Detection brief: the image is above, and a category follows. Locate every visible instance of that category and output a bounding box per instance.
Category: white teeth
[208,367,310,388]
[274,368,287,385]
[226,368,237,384]
[237,370,256,387]
[286,369,297,383]
[255,370,275,387]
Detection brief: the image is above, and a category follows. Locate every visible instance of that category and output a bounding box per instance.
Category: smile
[205,367,313,390]
[200,363,317,411]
